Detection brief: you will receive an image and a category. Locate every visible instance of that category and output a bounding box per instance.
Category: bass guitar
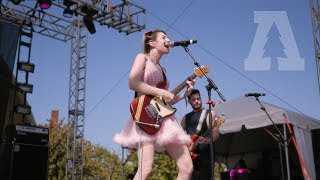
[130,66,210,135]
[189,114,225,160]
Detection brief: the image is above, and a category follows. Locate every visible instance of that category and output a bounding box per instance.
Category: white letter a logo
[244,11,304,71]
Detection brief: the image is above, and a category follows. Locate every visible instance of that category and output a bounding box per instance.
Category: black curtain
[311,129,320,180]
[0,18,20,141]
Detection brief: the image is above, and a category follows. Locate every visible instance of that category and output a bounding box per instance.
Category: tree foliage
[40,113,126,179]
[45,116,67,179]
[82,141,122,179]
[151,152,177,179]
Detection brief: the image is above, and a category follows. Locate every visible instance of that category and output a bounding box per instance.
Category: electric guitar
[130,66,210,135]
[189,114,225,160]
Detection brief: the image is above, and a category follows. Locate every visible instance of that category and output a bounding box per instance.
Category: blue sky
[27,0,320,153]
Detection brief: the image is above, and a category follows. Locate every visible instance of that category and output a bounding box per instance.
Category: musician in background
[181,89,220,180]
[114,30,194,180]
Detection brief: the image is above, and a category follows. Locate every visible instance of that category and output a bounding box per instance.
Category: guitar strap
[160,66,167,84]
[196,109,209,134]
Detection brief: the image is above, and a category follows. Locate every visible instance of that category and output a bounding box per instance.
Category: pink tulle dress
[113,58,191,152]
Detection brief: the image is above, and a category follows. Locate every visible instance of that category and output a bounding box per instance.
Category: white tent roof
[213,96,320,134]
[212,96,320,179]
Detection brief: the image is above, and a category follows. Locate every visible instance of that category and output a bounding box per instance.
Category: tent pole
[283,123,291,180]
[121,147,124,180]
[279,142,285,180]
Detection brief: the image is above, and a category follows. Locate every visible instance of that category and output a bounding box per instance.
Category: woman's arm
[171,79,195,105]
[180,116,186,130]
[129,53,173,101]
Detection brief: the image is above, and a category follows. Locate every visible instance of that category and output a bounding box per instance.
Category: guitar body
[130,82,176,135]
[188,134,200,160]
[130,66,210,135]
[188,116,225,160]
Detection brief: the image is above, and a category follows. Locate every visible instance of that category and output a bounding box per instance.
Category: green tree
[40,110,129,179]
[82,141,123,179]
[40,114,67,179]
[151,152,177,179]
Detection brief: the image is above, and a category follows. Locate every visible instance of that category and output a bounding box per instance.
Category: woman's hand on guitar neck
[198,136,209,144]
[184,79,195,97]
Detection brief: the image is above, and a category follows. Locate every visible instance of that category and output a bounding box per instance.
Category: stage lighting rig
[1,0,145,40]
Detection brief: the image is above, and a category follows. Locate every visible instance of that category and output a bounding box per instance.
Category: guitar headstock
[213,114,225,128]
[194,66,210,78]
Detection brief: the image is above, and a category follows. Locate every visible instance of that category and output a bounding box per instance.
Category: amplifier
[0,142,49,180]
[4,124,49,145]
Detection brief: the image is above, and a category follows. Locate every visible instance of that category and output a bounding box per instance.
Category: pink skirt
[113,114,191,152]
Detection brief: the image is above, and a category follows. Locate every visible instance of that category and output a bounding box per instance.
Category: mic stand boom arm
[183,46,226,102]
[254,97,285,141]
[253,96,291,180]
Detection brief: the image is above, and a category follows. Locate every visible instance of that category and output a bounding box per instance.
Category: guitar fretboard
[171,74,197,95]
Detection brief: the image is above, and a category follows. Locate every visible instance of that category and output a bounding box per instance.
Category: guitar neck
[171,74,196,95]
[200,119,224,138]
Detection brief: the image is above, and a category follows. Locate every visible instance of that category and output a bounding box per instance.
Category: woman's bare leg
[134,143,155,180]
[166,144,193,180]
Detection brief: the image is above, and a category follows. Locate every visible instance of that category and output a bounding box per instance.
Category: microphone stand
[252,96,291,180]
[182,46,226,102]
[182,46,226,180]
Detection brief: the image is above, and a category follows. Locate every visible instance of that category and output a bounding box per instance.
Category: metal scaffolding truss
[310,0,320,94]
[1,0,146,42]
[1,0,146,179]
[66,17,87,179]
[1,1,74,41]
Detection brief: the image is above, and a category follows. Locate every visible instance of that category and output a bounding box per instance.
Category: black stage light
[17,83,33,93]
[63,0,76,18]
[63,8,73,18]
[15,104,31,115]
[17,62,35,73]
[83,14,96,34]
[81,5,98,34]
[10,0,22,5]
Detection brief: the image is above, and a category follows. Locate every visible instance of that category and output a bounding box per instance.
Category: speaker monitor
[4,142,49,180]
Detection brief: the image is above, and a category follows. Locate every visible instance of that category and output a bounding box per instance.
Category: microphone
[169,40,197,47]
[245,93,266,97]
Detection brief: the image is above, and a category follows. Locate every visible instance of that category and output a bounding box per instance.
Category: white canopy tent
[212,96,320,180]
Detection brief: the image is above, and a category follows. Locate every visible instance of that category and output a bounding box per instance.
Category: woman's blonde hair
[143,30,166,53]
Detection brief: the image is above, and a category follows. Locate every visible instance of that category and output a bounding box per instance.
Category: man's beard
[192,103,202,111]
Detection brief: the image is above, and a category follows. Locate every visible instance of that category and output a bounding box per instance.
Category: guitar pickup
[145,105,158,119]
